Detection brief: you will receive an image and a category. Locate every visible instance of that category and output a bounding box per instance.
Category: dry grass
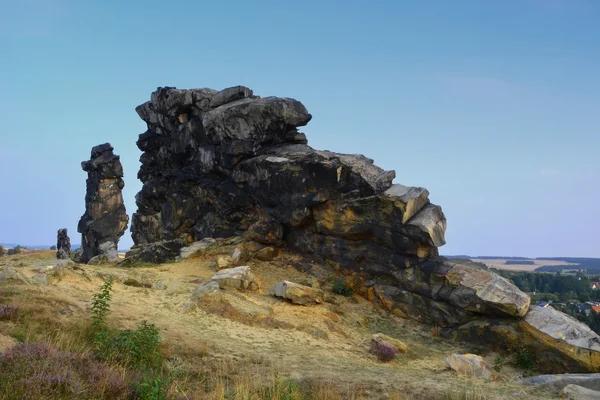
[0,250,564,400]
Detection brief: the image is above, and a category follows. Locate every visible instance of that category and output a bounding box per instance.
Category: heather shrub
[0,342,132,399]
[0,303,19,321]
[0,245,5,257]
[370,340,398,362]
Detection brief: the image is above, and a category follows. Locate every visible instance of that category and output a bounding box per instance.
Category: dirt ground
[0,250,562,399]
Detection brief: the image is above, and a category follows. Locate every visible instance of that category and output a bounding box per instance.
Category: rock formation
[127,85,600,372]
[130,85,524,322]
[56,228,71,259]
[78,143,129,263]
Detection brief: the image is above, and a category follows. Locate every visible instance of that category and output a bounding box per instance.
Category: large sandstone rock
[456,306,600,373]
[445,354,498,381]
[56,228,71,259]
[78,143,128,263]
[128,85,529,328]
[269,280,325,305]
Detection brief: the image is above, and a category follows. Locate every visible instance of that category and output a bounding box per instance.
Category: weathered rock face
[56,228,71,260]
[78,143,129,263]
[456,306,600,373]
[129,86,530,326]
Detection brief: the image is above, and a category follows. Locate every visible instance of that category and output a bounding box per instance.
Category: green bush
[331,279,354,297]
[49,245,57,250]
[492,355,505,372]
[7,245,22,255]
[512,343,535,371]
[90,279,162,369]
[133,374,170,400]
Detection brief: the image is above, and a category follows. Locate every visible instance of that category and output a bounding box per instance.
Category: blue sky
[1,0,598,257]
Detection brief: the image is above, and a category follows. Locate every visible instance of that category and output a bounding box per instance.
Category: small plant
[370,340,398,362]
[0,245,5,256]
[89,278,162,369]
[331,279,354,297]
[512,343,535,371]
[133,374,170,400]
[492,355,505,372]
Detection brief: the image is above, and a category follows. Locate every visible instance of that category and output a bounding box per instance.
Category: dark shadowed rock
[78,143,129,263]
[56,228,71,259]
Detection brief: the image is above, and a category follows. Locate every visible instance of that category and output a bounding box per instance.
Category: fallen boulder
[179,238,217,259]
[191,281,220,301]
[445,354,498,381]
[518,373,600,390]
[210,266,258,290]
[269,280,325,305]
[457,306,600,373]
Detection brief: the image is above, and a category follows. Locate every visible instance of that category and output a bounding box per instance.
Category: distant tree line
[494,270,600,303]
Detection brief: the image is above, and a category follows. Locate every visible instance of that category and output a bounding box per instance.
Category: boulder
[457,306,600,373]
[210,266,258,290]
[56,228,71,259]
[191,281,220,301]
[518,373,600,390]
[254,246,277,261]
[445,354,498,381]
[371,333,408,354]
[269,280,325,305]
[77,143,128,263]
[121,239,185,265]
[179,238,217,259]
[562,384,600,399]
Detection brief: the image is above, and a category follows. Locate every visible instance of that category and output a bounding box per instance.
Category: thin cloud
[539,168,563,177]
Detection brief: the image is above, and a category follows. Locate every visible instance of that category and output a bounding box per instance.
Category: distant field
[470,258,576,272]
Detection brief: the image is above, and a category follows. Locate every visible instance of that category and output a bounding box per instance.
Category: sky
[0,0,598,257]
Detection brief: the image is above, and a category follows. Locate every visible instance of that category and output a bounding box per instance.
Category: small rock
[269,280,325,305]
[232,247,250,265]
[216,255,234,271]
[0,267,31,285]
[210,266,258,290]
[445,354,498,381]
[32,273,50,286]
[254,246,277,261]
[562,384,600,399]
[191,281,220,301]
[371,333,408,353]
[179,238,217,259]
